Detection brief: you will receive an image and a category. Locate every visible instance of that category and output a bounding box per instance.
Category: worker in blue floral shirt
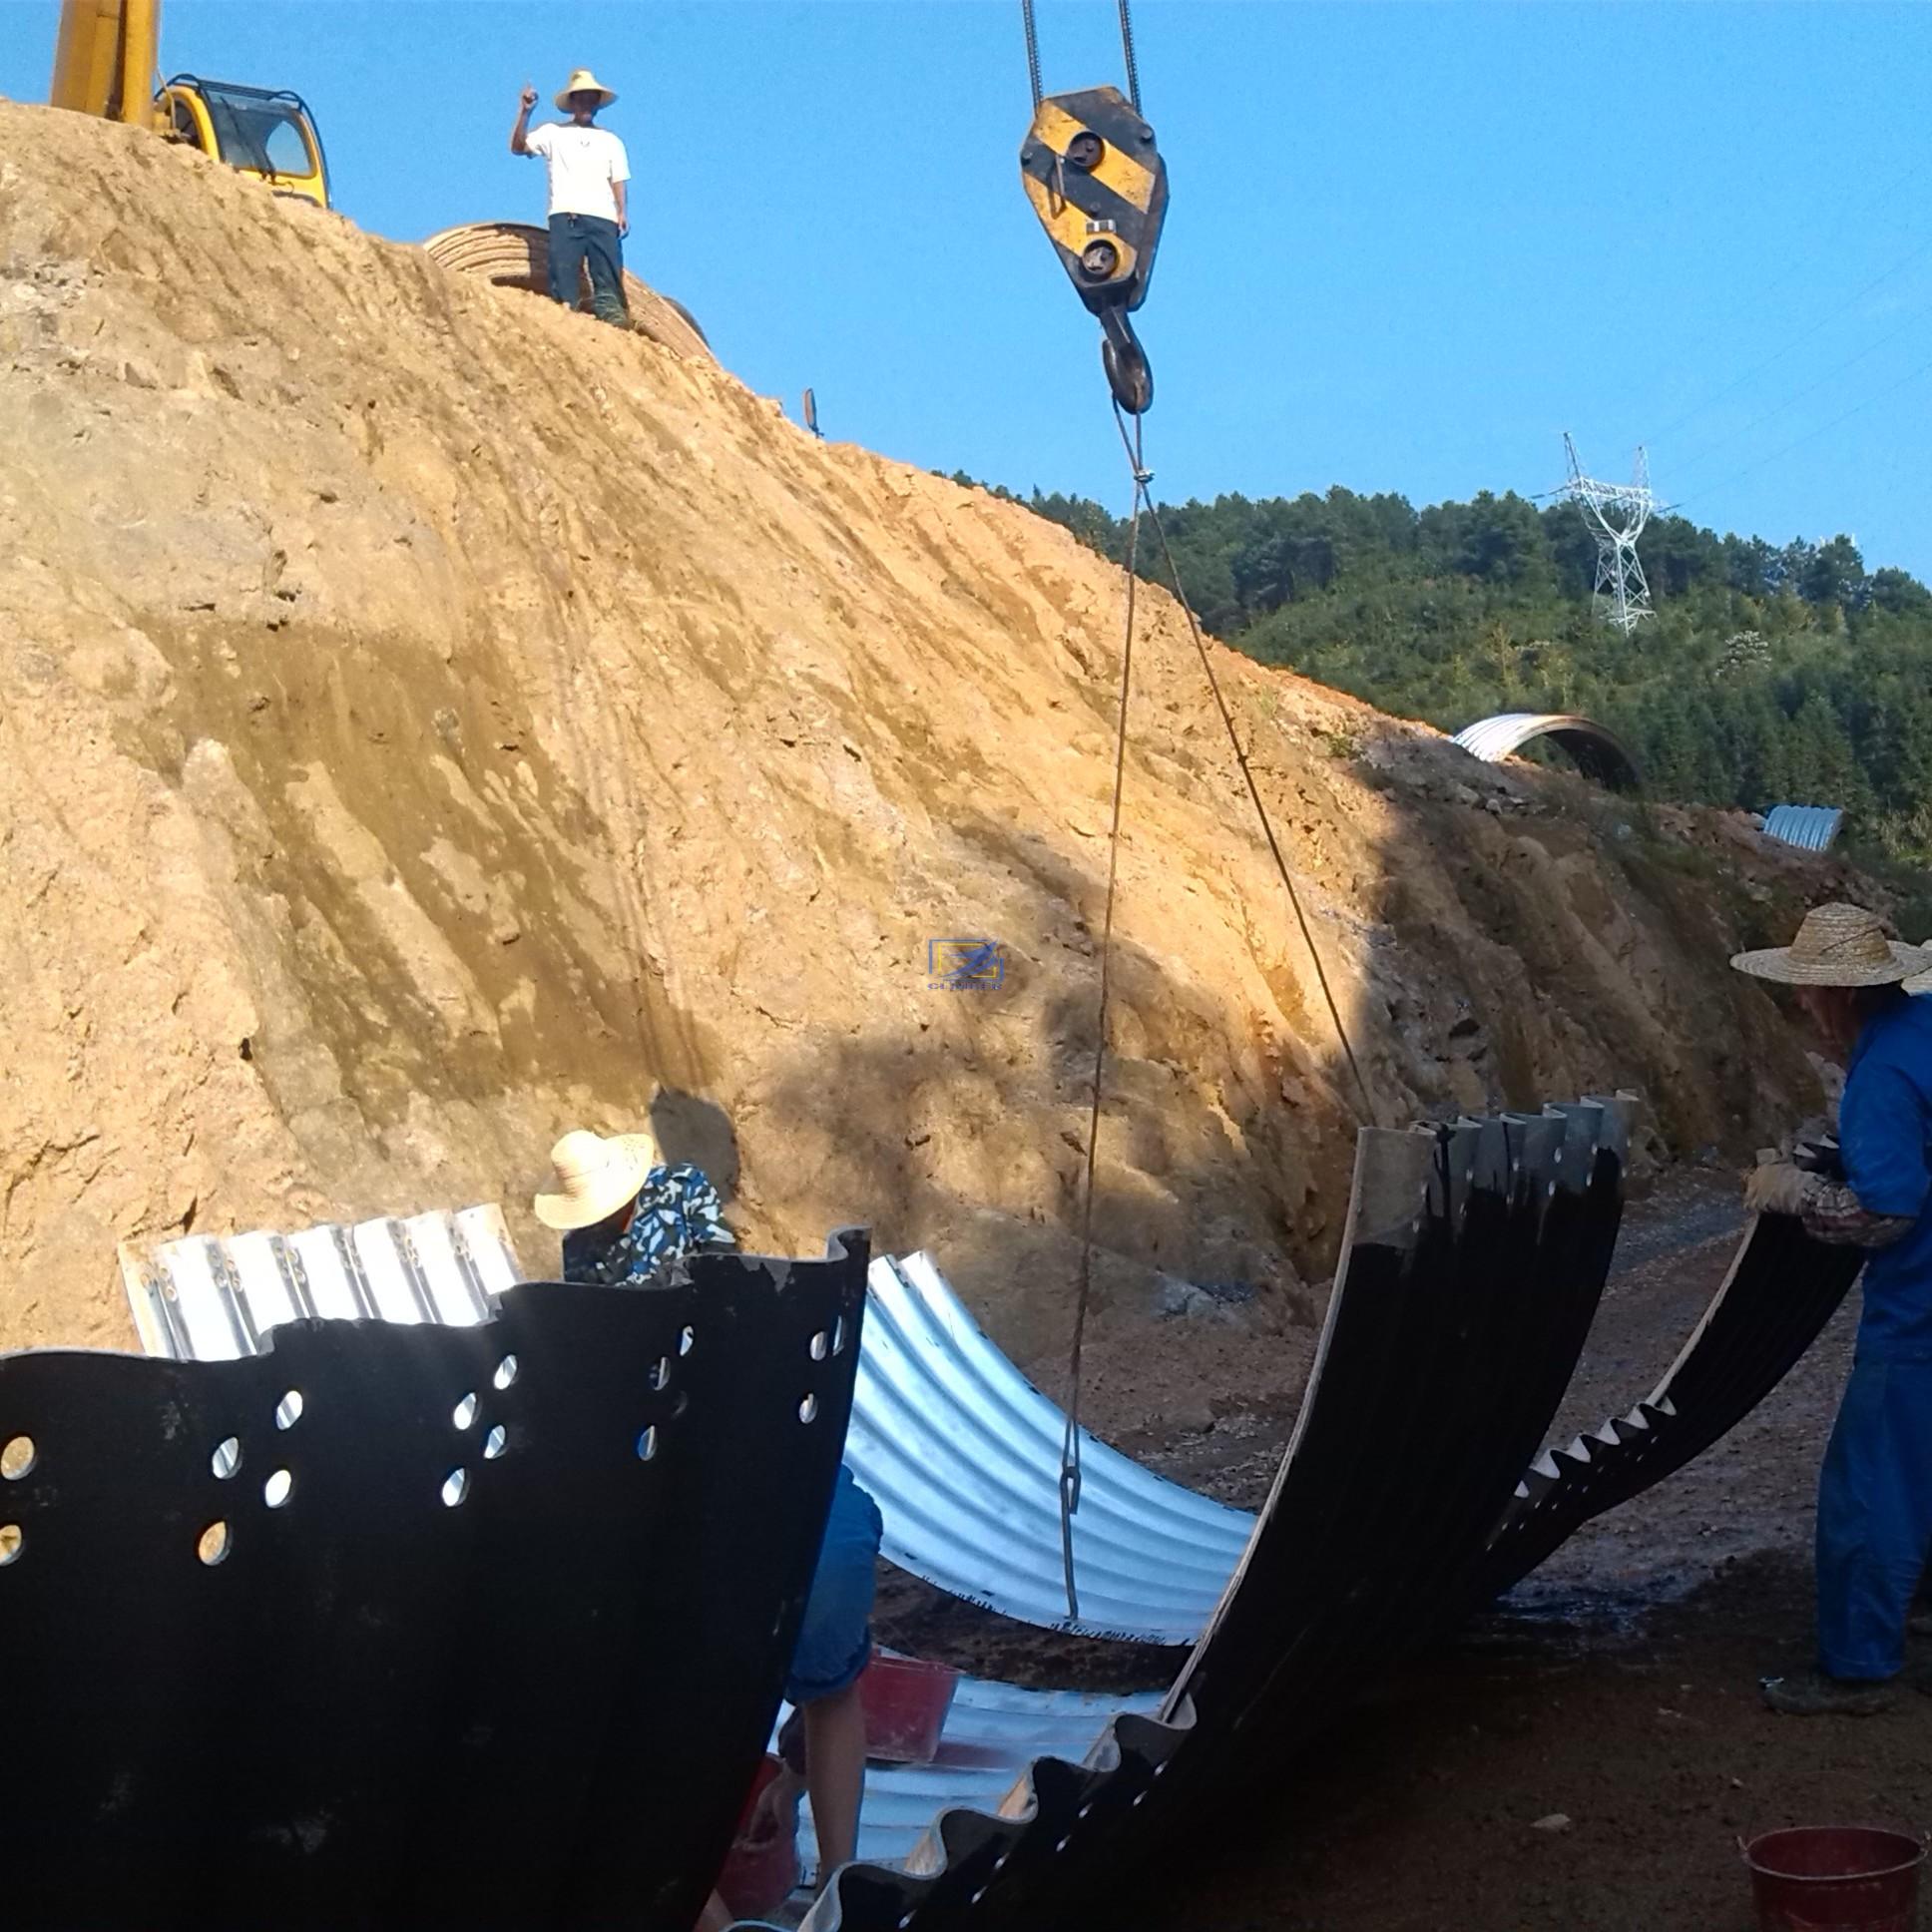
[535,1125,882,1921]
[534,1127,735,1286]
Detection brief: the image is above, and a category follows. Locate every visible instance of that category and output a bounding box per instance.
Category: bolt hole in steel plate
[452,1392,478,1430]
[198,1520,232,1566]
[211,1437,242,1480]
[0,1523,22,1565]
[1066,131,1105,172]
[798,1393,818,1425]
[274,1389,304,1431]
[263,1469,293,1510]
[483,1425,508,1461]
[493,1353,519,1390]
[441,1468,469,1508]
[1,1435,36,1481]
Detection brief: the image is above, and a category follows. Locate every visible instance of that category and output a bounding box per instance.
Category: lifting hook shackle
[1019,86,1168,414]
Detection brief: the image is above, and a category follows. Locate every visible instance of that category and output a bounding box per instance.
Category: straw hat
[1909,945,1932,997]
[533,1127,661,1231]
[1730,902,1932,989]
[555,68,617,112]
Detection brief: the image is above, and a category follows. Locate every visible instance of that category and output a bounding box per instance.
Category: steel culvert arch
[1451,712,1642,791]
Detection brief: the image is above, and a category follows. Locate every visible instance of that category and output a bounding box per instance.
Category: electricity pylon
[1564,434,1655,634]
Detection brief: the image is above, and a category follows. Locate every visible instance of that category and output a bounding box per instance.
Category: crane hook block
[1020,86,1168,414]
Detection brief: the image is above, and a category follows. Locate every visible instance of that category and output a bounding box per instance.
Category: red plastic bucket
[857,1652,959,1764]
[716,1754,800,1921]
[1742,1826,1926,1932]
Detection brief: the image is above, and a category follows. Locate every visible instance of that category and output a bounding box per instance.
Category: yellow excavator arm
[51,0,159,124]
[50,0,331,209]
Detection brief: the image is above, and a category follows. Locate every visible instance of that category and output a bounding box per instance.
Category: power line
[1667,348,1932,514]
[1620,156,1922,422]
[1667,288,1932,479]
[1643,225,1932,446]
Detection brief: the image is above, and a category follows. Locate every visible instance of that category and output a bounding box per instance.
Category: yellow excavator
[50,0,330,209]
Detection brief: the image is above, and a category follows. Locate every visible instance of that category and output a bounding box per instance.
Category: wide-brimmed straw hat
[1730,902,1932,989]
[533,1128,660,1231]
[1909,946,1932,997]
[555,68,617,112]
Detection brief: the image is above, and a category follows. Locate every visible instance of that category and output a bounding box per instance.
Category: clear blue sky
[6,1,1928,577]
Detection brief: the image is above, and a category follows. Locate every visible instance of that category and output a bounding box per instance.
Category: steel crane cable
[1019,0,1142,114]
[1119,402,1380,1134]
[1057,414,1146,1623]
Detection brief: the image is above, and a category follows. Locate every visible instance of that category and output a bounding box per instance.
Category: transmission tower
[1563,434,1656,634]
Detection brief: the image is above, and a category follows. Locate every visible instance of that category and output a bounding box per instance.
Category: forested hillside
[969,477,1932,860]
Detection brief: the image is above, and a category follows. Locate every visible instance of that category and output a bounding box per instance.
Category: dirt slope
[0,104,1870,1352]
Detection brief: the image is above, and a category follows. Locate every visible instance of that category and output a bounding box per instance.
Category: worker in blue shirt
[1731,902,1932,1715]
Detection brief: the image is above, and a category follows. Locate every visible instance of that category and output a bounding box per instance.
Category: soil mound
[0,104,1862,1352]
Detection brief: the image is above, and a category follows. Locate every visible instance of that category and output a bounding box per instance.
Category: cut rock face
[0,102,1830,1353]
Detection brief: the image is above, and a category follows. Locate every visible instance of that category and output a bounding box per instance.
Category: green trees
[975,472,1932,858]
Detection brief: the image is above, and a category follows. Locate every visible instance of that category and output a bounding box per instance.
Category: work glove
[1744,1160,1811,1217]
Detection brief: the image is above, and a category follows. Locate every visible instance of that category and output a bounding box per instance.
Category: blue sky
[7,1,1928,577]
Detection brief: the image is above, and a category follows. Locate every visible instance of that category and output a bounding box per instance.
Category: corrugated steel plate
[794,1678,1161,1880]
[1761,803,1845,852]
[3,1239,870,1931]
[1450,711,1641,788]
[846,1252,1253,1644]
[120,1206,521,1360]
[1475,1205,1862,1599]
[124,1219,1256,1646]
[793,1102,1635,1931]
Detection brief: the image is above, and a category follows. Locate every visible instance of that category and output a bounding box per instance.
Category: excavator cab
[159,75,330,209]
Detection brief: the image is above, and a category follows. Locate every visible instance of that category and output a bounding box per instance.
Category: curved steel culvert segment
[0,1238,869,1932]
[125,1215,1256,1646]
[1473,1209,1862,1601]
[788,1102,1633,1931]
[1451,711,1643,791]
[846,1253,1253,1645]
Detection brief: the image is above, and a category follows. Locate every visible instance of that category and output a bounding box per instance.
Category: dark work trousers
[1815,1355,1932,1680]
[546,212,628,325]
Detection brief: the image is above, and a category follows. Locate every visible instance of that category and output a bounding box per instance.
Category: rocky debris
[0,104,1852,1355]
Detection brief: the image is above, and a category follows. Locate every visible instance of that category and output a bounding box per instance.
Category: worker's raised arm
[510,83,537,155]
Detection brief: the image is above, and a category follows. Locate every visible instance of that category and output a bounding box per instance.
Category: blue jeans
[1816,1356,1932,1680]
[546,213,627,325]
[784,1466,883,1705]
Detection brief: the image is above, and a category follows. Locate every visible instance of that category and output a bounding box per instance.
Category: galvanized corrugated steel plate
[845,1252,1254,1645]
[1450,711,1641,790]
[793,1678,1161,1881]
[120,1206,521,1360]
[793,1101,1635,1932]
[1760,803,1845,852]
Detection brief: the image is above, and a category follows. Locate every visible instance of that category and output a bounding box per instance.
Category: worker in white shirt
[510,68,632,326]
